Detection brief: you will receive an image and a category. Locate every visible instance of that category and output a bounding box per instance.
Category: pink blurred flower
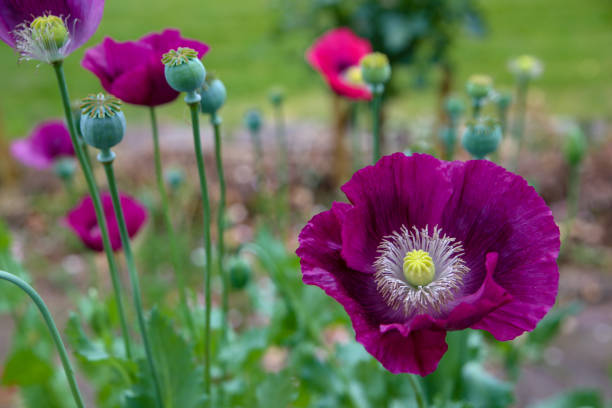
[11,120,74,170]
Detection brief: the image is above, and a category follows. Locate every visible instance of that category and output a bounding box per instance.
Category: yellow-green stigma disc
[402,249,435,287]
[30,15,68,50]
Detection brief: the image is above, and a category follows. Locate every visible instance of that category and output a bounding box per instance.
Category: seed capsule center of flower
[402,249,435,287]
[343,66,364,86]
[30,15,68,50]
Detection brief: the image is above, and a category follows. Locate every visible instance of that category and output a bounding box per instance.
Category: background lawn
[0,0,611,138]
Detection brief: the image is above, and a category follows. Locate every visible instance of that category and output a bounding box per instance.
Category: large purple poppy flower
[66,192,147,252]
[297,153,560,376]
[11,120,74,169]
[81,29,209,106]
[0,0,104,60]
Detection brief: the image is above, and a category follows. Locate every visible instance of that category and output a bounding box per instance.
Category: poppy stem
[0,270,85,408]
[51,61,133,360]
[511,81,528,172]
[148,107,196,342]
[371,86,383,163]
[273,101,290,234]
[349,102,362,171]
[187,96,213,398]
[249,127,264,191]
[211,113,228,342]
[407,374,427,408]
[100,156,164,408]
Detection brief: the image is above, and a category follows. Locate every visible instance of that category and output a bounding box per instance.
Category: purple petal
[340,153,454,274]
[11,120,73,169]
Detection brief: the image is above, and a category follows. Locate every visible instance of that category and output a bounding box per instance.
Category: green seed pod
[466,74,493,100]
[244,109,263,133]
[228,257,251,290]
[494,91,513,111]
[30,15,68,52]
[563,126,587,167]
[162,47,206,93]
[360,52,392,85]
[200,77,227,114]
[165,167,185,190]
[444,96,465,123]
[53,157,77,181]
[79,93,125,152]
[462,117,502,159]
[268,88,284,107]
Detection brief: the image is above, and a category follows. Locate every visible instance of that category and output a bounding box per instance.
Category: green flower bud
[229,257,251,290]
[268,88,285,106]
[360,52,391,85]
[165,167,185,190]
[466,74,493,100]
[30,15,68,52]
[444,96,465,122]
[162,47,206,93]
[200,76,227,115]
[53,157,77,181]
[563,126,587,167]
[494,91,513,111]
[79,93,126,157]
[462,117,502,159]
[244,109,263,133]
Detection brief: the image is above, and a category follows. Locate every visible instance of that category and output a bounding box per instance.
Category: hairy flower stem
[149,107,195,341]
[273,102,290,234]
[51,61,132,360]
[512,82,528,172]
[0,270,85,408]
[371,86,383,163]
[100,158,164,408]
[188,97,213,397]
[211,113,228,340]
[407,374,427,408]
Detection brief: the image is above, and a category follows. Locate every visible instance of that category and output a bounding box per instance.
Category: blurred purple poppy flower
[306,28,372,100]
[66,192,147,252]
[297,153,560,376]
[81,29,209,106]
[0,0,104,62]
[11,120,74,170]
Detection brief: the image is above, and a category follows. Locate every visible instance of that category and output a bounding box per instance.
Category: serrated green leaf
[1,348,54,386]
[528,389,603,408]
[146,308,205,408]
[65,313,113,363]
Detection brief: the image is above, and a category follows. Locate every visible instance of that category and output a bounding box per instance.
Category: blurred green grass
[0,0,611,138]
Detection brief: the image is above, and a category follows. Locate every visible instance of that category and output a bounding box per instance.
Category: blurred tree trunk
[332,94,350,187]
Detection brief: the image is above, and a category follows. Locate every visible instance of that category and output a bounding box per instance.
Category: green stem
[211,113,228,341]
[250,129,264,190]
[101,158,164,408]
[472,98,482,120]
[51,61,132,360]
[407,374,427,408]
[149,107,195,341]
[0,270,85,408]
[512,82,528,171]
[349,103,362,171]
[273,103,290,233]
[371,86,383,163]
[188,98,213,396]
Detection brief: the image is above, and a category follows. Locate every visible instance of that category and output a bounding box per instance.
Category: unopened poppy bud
[229,257,251,290]
[245,109,263,133]
[200,76,227,115]
[268,88,285,107]
[53,157,77,181]
[360,52,391,86]
[462,117,502,159]
[466,74,493,100]
[563,126,587,167]
[165,167,185,190]
[162,47,206,93]
[494,91,512,111]
[444,97,465,122]
[79,93,125,160]
[509,55,543,82]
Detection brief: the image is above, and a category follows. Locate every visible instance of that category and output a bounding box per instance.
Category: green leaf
[528,389,603,408]
[146,308,205,408]
[256,373,297,408]
[1,348,54,386]
[65,313,113,363]
[527,302,581,348]
[462,362,514,408]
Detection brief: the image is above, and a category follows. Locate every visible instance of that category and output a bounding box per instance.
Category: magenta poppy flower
[11,120,75,170]
[306,28,372,100]
[81,29,209,106]
[297,153,560,376]
[66,192,147,252]
[0,0,104,62]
